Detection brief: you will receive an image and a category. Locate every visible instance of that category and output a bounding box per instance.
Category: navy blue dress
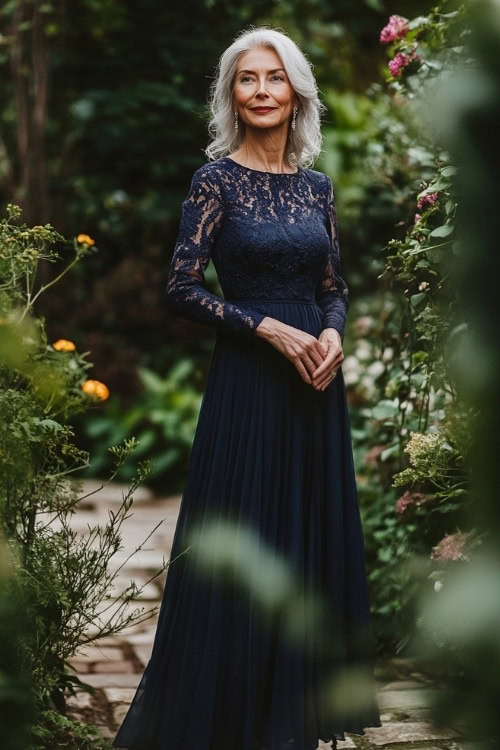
[112,156,382,750]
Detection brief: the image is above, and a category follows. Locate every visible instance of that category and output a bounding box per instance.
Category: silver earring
[234,110,239,131]
[291,106,297,131]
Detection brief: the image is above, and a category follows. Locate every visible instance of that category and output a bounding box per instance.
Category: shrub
[0,204,168,748]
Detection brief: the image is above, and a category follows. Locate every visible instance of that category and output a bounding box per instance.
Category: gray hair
[204,25,327,169]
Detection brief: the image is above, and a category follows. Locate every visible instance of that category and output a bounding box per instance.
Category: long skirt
[112,298,382,750]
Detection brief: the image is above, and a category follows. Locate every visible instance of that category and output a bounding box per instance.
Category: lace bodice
[166,156,349,339]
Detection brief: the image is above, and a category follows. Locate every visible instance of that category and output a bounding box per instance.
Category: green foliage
[340,0,486,656]
[404,0,500,739]
[0,532,34,750]
[80,359,204,488]
[30,709,111,750]
[0,205,168,748]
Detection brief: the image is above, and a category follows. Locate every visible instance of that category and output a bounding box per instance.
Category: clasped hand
[256,318,344,391]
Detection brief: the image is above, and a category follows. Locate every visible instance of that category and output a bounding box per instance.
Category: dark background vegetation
[0,0,430,396]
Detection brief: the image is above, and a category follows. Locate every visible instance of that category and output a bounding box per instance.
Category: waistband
[225,297,317,305]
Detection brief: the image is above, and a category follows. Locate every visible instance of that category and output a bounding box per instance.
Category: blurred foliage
[407,0,500,742]
[0,531,34,750]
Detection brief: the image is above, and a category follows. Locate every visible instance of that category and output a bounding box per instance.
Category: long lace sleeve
[315,174,350,339]
[166,167,266,337]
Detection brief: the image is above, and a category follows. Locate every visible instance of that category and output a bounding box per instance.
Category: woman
[113,25,382,750]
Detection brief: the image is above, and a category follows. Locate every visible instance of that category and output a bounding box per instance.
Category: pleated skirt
[112,298,382,750]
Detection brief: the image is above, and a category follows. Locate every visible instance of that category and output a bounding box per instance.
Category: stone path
[65,480,475,749]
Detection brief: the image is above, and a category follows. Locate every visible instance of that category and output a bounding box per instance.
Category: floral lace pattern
[166,156,349,338]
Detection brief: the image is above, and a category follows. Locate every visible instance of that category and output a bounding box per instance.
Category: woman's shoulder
[301,166,330,190]
[189,159,226,184]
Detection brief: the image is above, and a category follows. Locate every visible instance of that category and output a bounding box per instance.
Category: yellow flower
[52,338,76,352]
[81,379,110,400]
[77,233,95,246]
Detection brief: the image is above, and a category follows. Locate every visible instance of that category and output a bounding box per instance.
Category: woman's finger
[294,356,312,384]
[315,364,340,390]
[312,348,340,380]
[312,349,344,380]
[301,351,321,380]
[315,372,334,390]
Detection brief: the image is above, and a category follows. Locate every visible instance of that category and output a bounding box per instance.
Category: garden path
[66,480,474,750]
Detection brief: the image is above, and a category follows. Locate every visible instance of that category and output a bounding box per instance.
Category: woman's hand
[310,328,344,391]
[255,317,328,386]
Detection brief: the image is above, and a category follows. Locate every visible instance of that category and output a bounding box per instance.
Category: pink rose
[380,15,410,44]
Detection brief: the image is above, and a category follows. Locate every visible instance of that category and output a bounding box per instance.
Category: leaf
[410,292,426,307]
[420,180,447,193]
[381,443,399,461]
[39,419,62,432]
[137,367,165,394]
[430,224,454,237]
[371,400,399,420]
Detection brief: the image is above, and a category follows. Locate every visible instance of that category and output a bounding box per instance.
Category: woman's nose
[256,78,269,95]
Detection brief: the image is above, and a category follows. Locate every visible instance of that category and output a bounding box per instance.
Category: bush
[0,205,168,748]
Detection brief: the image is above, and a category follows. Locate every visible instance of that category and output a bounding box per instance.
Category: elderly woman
[113,25,382,750]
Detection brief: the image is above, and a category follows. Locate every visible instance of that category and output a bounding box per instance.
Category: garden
[1,0,500,747]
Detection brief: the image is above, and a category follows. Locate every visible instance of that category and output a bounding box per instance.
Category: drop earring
[291,106,297,131]
[234,110,239,131]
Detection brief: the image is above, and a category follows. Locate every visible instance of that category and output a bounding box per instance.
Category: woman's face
[232,46,298,130]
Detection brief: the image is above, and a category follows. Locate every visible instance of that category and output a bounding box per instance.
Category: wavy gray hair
[204,25,327,169]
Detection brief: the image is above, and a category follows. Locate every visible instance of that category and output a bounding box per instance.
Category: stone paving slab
[380,679,427,690]
[83,672,142,689]
[362,721,460,744]
[378,688,445,711]
[103,688,138,703]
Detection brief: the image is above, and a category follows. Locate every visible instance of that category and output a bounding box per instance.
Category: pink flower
[417,192,439,211]
[380,15,409,44]
[353,315,373,336]
[430,531,474,562]
[395,495,412,515]
[395,491,432,516]
[388,48,422,77]
[414,213,421,224]
[364,445,385,467]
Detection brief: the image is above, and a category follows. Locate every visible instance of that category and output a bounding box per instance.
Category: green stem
[18,252,80,323]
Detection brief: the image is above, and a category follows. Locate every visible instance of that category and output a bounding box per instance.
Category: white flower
[355,341,372,362]
[434,580,443,592]
[367,360,385,378]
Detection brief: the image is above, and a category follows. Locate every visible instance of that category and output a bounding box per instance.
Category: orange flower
[77,233,95,245]
[81,379,110,400]
[52,338,76,351]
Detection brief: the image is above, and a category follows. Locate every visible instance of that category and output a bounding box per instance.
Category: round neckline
[222,156,301,176]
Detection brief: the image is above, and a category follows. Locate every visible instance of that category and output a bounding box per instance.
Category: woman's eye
[239,75,286,83]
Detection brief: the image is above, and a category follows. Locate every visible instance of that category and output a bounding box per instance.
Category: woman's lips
[251,107,275,113]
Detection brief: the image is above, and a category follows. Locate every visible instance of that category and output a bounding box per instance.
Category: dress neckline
[221,156,301,176]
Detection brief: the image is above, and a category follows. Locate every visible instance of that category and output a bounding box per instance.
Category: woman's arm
[315,174,350,340]
[166,166,266,337]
